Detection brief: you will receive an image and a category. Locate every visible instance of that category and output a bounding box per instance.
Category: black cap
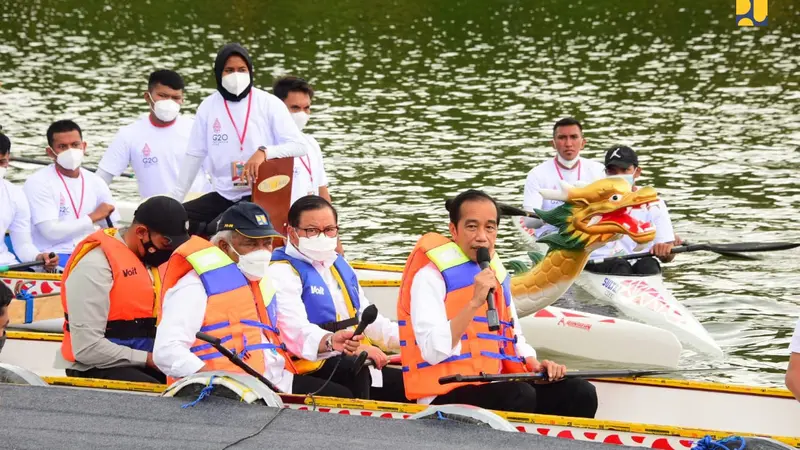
[216,202,280,239]
[133,196,190,248]
[605,145,639,169]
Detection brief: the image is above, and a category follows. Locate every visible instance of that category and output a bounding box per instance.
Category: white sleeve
[510,299,537,360]
[8,191,40,262]
[185,103,209,159]
[97,130,131,177]
[522,170,543,212]
[410,265,462,365]
[36,217,95,242]
[24,177,58,226]
[790,319,800,354]
[651,201,676,244]
[153,273,207,378]
[310,137,328,187]
[269,263,331,361]
[171,153,205,201]
[94,177,121,224]
[265,96,308,160]
[359,285,400,352]
[95,168,115,186]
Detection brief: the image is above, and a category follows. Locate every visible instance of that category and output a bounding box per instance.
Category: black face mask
[140,232,172,267]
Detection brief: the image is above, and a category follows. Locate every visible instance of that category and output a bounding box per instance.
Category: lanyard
[299,155,313,184]
[553,157,581,181]
[223,93,253,152]
[56,169,85,220]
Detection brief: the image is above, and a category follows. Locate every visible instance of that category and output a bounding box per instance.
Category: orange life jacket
[397,233,526,400]
[159,236,294,384]
[61,229,158,362]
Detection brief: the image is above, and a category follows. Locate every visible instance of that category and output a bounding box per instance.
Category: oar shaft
[597,244,706,262]
[0,252,56,272]
[11,156,135,179]
[497,203,538,219]
[194,332,283,393]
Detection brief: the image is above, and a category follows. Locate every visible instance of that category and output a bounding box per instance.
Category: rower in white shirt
[0,131,58,270]
[522,117,605,238]
[154,201,359,397]
[585,146,681,275]
[23,120,120,269]
[268,196,405,402]
[271,76,331,204]
[171,43,308,237]
[97,70,212,199]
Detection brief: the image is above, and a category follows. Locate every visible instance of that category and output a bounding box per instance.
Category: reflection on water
[1,0,798,387]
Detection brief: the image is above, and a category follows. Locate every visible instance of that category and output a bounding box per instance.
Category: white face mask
[221,72,251,96]
[291,112,310,131]
[55,147,84,171]
[297,234,338,262]
[231,246,272,281]
[607,173,635,188]
[556,153,580,169]
[150,96,181,122]
[0,166,6,180]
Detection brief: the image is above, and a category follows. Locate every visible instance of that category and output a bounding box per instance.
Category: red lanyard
[223,93,253,152]
[56,169,85,220]
[553,157,581,181]
[299,156,313,183]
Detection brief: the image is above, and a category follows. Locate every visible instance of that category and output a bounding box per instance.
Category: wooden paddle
[0,253,56,273]
[252,158,294,237]
[497,203,539,219]
[596,242,800,263]
[439,367,717,385]
[10,156,135,179]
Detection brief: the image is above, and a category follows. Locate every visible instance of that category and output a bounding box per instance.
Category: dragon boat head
[535,177,658,252]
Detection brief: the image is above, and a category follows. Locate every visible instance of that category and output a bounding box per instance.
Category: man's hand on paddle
[357,344,389,369]
[526,357,567,382]
[242,148,266,185]
[651,234,682,263]
[36,252,58,271]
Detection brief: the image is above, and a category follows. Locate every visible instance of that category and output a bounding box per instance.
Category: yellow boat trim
[596,377,796,399]
[303,396,800,447]
[359,279,401,287]
[6,331,64,342]
[2,271,61,281]
[350,261,405,273]
[42,376,165,394]
[19,376,800,447]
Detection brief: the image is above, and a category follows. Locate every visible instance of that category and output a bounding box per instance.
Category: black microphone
[351,304,379,373]
[476,247,500,332]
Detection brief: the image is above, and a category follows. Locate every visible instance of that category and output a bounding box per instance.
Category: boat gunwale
[12,376,796,447]
[2,271,62,281]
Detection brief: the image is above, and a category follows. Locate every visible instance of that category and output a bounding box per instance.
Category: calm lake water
[1,0,798,387]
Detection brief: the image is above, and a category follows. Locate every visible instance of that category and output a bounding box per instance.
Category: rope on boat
[15,289,34,323]
[692,435,745,450]
[181,375,217,408]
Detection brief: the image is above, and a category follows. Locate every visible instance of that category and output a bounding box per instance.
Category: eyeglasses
[297,226,339,238]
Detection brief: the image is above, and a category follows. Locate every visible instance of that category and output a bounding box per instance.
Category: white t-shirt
[99,114,212,199]
[522,156,606,238]
[0,179,40,265]
[290,134,329,205]
[23,165,121,253]
[588,199,675,260]
[790,319,800,354]
[185,87,306,201]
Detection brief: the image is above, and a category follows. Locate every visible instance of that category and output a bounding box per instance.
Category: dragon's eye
[609,194,622,202]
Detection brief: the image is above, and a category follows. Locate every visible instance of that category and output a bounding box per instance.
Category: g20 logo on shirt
[212,118,228,146]
[141,144,158,167]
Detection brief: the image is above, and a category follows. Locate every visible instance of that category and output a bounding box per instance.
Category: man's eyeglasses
[297,226,339,238]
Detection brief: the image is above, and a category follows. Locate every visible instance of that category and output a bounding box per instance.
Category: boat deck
[0,384,641,450]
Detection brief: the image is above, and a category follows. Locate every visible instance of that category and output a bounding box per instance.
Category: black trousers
[183,192,251,237]
[305,355,372,399]
[431,378,598,419]
[66,366,167,384]
[292,374,356,398]
[585,256,661,276]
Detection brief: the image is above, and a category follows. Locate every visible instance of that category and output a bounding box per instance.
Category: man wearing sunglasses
[269,195,406,402]
[56,196,190,383]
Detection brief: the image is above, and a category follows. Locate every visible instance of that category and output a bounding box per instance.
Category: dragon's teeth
[588,216,601,226]
[622,223,631,230]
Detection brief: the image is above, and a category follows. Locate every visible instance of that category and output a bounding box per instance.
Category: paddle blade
[497,203,538,218]
[707,242,800,253]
